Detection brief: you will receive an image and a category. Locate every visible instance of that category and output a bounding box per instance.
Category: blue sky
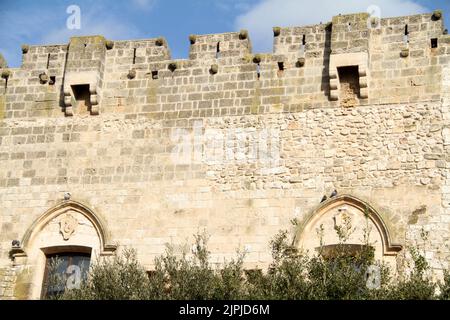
[0,0,448,67]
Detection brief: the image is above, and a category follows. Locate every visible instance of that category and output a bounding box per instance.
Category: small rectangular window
[337,66,360,107]
[277,62,284,71]
[71,84,91,114]
[431,38,438,48]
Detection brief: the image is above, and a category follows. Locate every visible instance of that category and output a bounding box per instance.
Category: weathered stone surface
[0,11,449,299]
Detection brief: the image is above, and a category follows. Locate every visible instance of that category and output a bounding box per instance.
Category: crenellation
[0,11,443,120]
[188,32,252,62]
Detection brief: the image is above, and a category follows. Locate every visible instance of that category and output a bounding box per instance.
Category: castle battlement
[0,11,448,120]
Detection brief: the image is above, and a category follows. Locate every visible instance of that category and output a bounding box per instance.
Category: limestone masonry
[0,11,449,299]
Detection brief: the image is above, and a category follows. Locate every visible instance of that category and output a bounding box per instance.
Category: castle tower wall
[0,11,448,299]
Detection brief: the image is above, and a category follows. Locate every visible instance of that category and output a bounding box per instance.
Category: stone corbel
[90,84,99,115]
[329,70,339,101]
[63,86,73,116]
[358,65,368,99]
[328,52,369,102]
[62,71,100,116]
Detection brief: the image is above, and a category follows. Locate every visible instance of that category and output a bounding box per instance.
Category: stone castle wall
[0,11,449,299]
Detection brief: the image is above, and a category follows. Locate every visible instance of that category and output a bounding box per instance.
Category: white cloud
[42,4,146,44]
[1,2,154,67]
[214,0,252,12]
[42,13,143,44]
[131,0,157,11]
[235,0,430,53]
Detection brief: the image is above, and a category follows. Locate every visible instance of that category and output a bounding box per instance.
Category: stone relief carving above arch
[59,213,78,240]
[10,199,117,260]
[293,194,402,258]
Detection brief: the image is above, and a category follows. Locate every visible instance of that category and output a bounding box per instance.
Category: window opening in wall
[403,24,409,43]
[41,252,91,299]
[347,22,352,31]
[151,70,158,80]
[277,61,284,77]
[277,61,284,71]
[337,66,360,107]
[49,76,56,85]
[431,38,438,48]
[300,34,306,56]
[71,84,91,114]
[256,63,261,79]
[46,53,50,69]
[216,42,221,59]
[133,48,137,64]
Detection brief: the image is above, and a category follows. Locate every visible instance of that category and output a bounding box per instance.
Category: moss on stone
[21,44,29,54]
[105,40,114,50]
[210,64,218,75]
[432,10,442,21]
[296,57,305,67]
[1,69,10,79]
[400,48,409,58]
[168,62,178,72]
[13,269,32,299]
[128,68,136,79]
[273,27,281,37]
[70,35,106,46]
[239,29,248,40]
[253,54,262,64]
[39,73,48,84]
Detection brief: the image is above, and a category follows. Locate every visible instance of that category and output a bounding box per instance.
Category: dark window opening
[132,48,137,64]
[256,64,260,79]
[404,24,409,43]
[347,22,352,31]
[41,252,91,299]
[431,38,438,48]
[71,84,91,114]
[152,70,158,80]
[46,53,50,69]
[277,62,284,71]
[337,66,360,107]
[49,76,56,85]
[300,34,306,55]
[216,42,220,59]
[277,62,284,77]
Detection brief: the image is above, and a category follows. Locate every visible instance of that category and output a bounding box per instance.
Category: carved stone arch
[12,199,116,259]
[293,195,402,259]
[10,200,117,299]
